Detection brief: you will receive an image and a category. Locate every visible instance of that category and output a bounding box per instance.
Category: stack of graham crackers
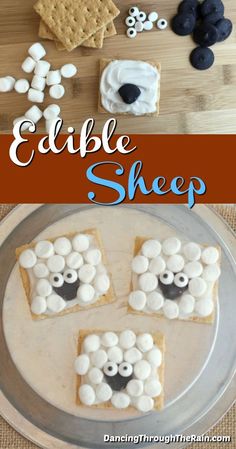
[35,0,120,51]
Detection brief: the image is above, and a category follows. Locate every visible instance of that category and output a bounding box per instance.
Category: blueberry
[118,84,141,104]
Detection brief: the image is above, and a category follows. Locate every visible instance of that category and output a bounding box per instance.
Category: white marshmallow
[28,43,46,61]
[50,273,64,288]
[22,57,36,73]
[189,277,207,297]
[91,349,108,368]
[88,367,103,384]
[166,255,185,273]
[127,28,137,38]
[54,237,72,256]
[149,256,166,275]
[146,291,164,311]
[128,290,147,311]
[146,347,162,367]
[138,272,158,292]
[135,21,143,33]
[111,392,130,409]
[162,237,181,255]
[79,384,95,406]
[74,354,90,375]
[136,395,154,412]
[134,360,151,380]
[93,274,110,293]
[124,348,142,364]
[143,21,153,30]
[28,88,44,103]
[14,79,30,94]
[125,16,136,27]
[36,279,52,297]
[64,269,77,284]
[137,11,147,21]
[78,264,96,283]
[179,294,195,315]
[31,296,47,315]
[43,104,61,120]
[33,263,49,278]
[47,255,65,273]
[119,362,133,377]
[195,298,214,317]
[119,330,136,349]
[83,334,100,352]
[96,383,112,402]
[132,255,149,274]
[49,84,65,99]
[202,264,221,282]
[144,379,162,397]
[183,242,201,261]
[127,379,143,397]
[163,300,179,319]
[47,70,62,86]
[66,252,83,270]
[34,60,51,77]
[141,240,161,258]
[136,333,153,352]
[72,234,90,252]
[35,240,54,258]
[47,294,66,313]
[201,247,219,265]
[0,77,13,92]
[184,261,203,278]
[84,249,102,266]
[25,105,43,124]
[157,18,168,29]
[6,76,16,90]
[129,6,139,17]
[13,117,31,132]
[19,249,37,268]
[148,11,159,22]
[31,75,46,92]
[107,346,123,364]
[61,63,77,78]
[101,332,118,347]
[77,284,95,303]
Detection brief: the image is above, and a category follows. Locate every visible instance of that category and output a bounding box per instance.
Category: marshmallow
[179,294,195,314]
[107,346,123,364]
[103,361,118,376]
[143,21,153,30]
[79,384,95,406]
[127,28,137,38]
[111,392,130,409]
[119,330,136,349]
[93,274,110,293]
[195,298,214,317]
[135,22,144,32]
[72,234,90,252]
[136,396,154,412]
[84,249,102,266]
[159,270,174,285]
[184,261,203,278]
[189,277,207,297]
[202,264,221,282]
[63,269,78,284]
[201,247,219,265]
[25,105,43,124]
[19,249,37,268]
[174,272,188,287]
[43,104,61,120]
[61,63,77,78]
[162,237,181,255]
[141,240,161,258]
[136,333,153,352]
[36,279,52,297]
[47,70,62,86]
[127,379,143,397]
[101,332,119,347]
[166,255,185,273]
[119,362,133,377]
[129,6,139,17]
[31,296,47,315]
[125,16,136,27]
[47,255,65,273]
[149,256,166,275]
[47,294,66,313]
[28,43,46,61]
[28,88,44,103]
[132,255,149,274]
[74,354,90,375]
[128,290,147,311]
[22,57,36,73]
[88,367,103,384]
[14,79,30,94]
[163,300,179,319]
[34,60,51,77]
[49,84,65,99]
[0,77,14,92]
[13,117,31,132]
[91,349,108,368]
[138,272,158,292]
[134,360,151,380]
[124,348,142,364]
[146,291,164,311]
[77,284,95,303]
[96,383,112,402]
[148,11,159,22]
[50,273,64,287]
[137,11,147,22]
[6,76,16,90]
[146,347,162,367]
[54,237,72,256]
[83,334,100,352]
[35,240,54,258]
[183,242,201,261]
[157,18,168,29]
[66,252,83,270]
[144,379,162,397]
[33,262,49,278]
[31,75,46,92]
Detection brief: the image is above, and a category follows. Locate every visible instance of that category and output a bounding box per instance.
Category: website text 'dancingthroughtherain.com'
[104,434,231,444]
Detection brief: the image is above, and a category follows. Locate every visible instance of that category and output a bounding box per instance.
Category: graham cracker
[76,329,165,411]
[128,237,221,325]
[82,27,105,49]
[16,229,115,321]
[98,58,161,116]
[34,0,120,51]
[104,21,117,38]
[38,20,54,40]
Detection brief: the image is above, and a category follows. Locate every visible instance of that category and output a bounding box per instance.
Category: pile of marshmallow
[75,330,163,412]
[0,42,77,132]
[125,6,168,38]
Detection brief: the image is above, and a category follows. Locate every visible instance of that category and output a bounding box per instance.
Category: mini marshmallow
[0,77,14,92]
[22,57,36,74]
[136,395,154,412]
[94,274,110,293]
[162,237,181,255]
[64,269,77,284]
[127,379,143,397]
[14,79,30,94]
[34,60,51,77]
[189,277,207,297]
[201,247,219,265]
[61,63,77,78]
[47,294,66,313]
[138,272,158,292]
[91,349,108,368]
[77,284,95,303]
[79,384,95,406]
[84,249,102,266]
[125,16,136,27]
[143,21,153,30]
[88,367,103,384]
[124,348,142,364]
[146,291,164,311]
[141,240,162,258]
[43,104,61,120]
[129,6,139,17]
[31,296,47,315]
[195,298,214,317]
[47,70,61,86]
[146,347,162,367]
[132,255,149,274]
[13,117,31,131]
[163,300,179,319]
[111,392,130,409]
[119,330,136,349]
[72,234,90,252]
[107,346,123,364]
[144,379,162,397]
[183,242,201,261]
[35,240,54,258]
[96,383,112,402]
[6,76,15,90]
[83,334,100,352]
[28,43,46,61]
[54,237,72,256]
[184,261,203,278]
[31,75,46,92]
[74,354,90,375]
[179,294,195,315]
[47,255,65,273]
[157,18,168,29]
[49,84,65,99]
[202,264,221,282]
[119,362,133,377]
[66,252,83,270]
[128,290,147,311]
[33,263,49,278]
[148,11,159,22]
[36,279,52,297]
[127,28,137,38]
[149,256,166,275]
[19,249,37,268]
[28,88,44,103]
[50,273,64,287]
[78,264,96,283]
[136,333,153,352]
[137,11,147,22]
[101,332,119,347]
[25,105,43,124]
[166,255,185,273]
[134,360,151,380]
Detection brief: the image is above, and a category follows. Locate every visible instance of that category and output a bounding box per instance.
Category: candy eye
[174,272,188,288]
[63,269,78,284]
[159,270,174,285]
[50,273,64,287]
[104,362,118,377]
[118,362,133,377]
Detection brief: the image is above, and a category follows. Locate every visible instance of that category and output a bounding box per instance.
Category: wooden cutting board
[0,0,236,134]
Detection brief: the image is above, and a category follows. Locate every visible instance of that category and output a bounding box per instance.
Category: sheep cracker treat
[16,229,114,320]
[75,330,165,412]
[129,237,221,324]
[99,59,161,116]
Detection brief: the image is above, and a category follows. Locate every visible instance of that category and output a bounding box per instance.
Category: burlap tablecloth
[0,204,235,449]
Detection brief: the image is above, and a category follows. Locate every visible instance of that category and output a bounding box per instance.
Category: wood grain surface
[0,0,236,134]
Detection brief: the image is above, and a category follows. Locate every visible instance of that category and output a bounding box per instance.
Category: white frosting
[91,350,108,368]
[46,294,66,313]
[163,300,179,319]
[107,346,123,364]
[162,237,181,256]
[146,348,162,367]
[131,255,149,274]
[136,395,154,412]
[36,279,52,297]
[138,272,158,292]
[119,330,136,349]
[111,392,130,409]
[96,383,112,402]
[31,296,47,315]
[33,263,49,278]
[134,360,151,380]
[79,384,95,406]
[149,256,166,275]
[88,367,103,384]
[19,249,37,269]
[128,290,146,310]
[146,291,164,311]
[136,333,153,352]
[47,255,65,273]
[124,348,142,364]
[144,379,162,397]
[72,234,90,252]
[83,335,100,353]
[100,60,160,116]
[78,264,96,283]
[66,252,83,270]
[201,247,219,265]
[101,332,119,348]
[127,379,143,397]
[74,354,90,375]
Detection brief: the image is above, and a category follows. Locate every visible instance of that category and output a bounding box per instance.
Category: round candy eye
[50,273,64,288]
[157,18,168,29]
[137,11,147,22]
[159,270,174,285]
[103,362,118,377]
[174,272,189,288]
[125,16,135,27]
[63,269,78,284]
[129,6,139,17]
[118,362,133,377]
[127,27,137,38]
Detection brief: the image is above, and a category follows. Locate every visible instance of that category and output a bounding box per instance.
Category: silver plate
[0,204,236,449]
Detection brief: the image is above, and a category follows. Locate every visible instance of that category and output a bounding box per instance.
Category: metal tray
[0,204,236,449]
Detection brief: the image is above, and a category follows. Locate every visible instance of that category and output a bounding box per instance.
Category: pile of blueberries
[171,0,233,70]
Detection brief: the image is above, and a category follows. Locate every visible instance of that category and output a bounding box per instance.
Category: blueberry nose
[118,83,141,104]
